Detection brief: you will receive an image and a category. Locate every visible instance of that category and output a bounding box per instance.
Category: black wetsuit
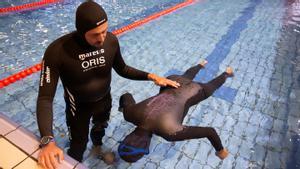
[120,65,230,152]
[36,31,149,161]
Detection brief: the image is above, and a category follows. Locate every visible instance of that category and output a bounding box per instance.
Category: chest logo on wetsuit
[79,49,106,72]
[79,49,105,60]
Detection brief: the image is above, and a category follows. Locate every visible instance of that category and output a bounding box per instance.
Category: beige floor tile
[0,138,27,169]
[13,157,42,169]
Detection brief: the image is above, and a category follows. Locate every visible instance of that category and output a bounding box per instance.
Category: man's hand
[38,142,64,169]
[148,73,180,88]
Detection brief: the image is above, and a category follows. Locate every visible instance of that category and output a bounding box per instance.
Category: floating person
[117,60,233,162]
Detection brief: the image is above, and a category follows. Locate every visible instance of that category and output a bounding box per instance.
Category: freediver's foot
[225,67,234,77]
[216,148,229,160]
[199,60,208,67]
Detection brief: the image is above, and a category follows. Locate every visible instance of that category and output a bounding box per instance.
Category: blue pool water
[0,0,183,79]
[1,0,300,168]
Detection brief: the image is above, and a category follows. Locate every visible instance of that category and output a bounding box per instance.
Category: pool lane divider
[0,64,41,89]
[112,0,194,36]
[0,0,195,89]
[0,0,62,14]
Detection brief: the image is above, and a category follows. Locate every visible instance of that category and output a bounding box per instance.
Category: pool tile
[5,126,40,155]
[0,113,19,136]
[0,137,28,169]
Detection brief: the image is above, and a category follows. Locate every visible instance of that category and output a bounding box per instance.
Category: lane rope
[0,0,195,89]
[0,0,62,14]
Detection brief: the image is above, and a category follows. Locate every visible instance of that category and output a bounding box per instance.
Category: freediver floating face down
[118,60,233,162]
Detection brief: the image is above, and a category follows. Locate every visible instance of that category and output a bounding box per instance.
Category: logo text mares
[79,49,104,60]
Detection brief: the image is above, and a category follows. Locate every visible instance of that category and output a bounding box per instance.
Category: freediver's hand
[216,148,229,160]
[38,142,64,169]
[200,60,208,67]
[148,73,180,88]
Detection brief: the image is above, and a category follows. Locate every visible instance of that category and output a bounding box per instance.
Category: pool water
[0,0,300,168]
[0,0,183,79]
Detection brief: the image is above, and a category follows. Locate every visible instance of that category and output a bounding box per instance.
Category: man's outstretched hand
[148,73,180,88]
[38,142,64,169]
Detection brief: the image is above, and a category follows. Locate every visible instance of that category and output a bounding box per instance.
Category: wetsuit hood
[75,1,108,36]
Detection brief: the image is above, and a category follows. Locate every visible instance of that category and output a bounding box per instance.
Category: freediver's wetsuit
[36,31,149,161]
[120,65,231,152]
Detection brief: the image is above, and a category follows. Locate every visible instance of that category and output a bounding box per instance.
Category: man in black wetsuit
[117,60,233,162]
[36,1,179,168]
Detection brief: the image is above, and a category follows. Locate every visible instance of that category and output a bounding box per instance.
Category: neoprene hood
[76,1,108,35]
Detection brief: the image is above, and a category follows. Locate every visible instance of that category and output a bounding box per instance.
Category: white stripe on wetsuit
[66,88,76,116]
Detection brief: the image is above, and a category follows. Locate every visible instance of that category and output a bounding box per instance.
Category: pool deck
[0,113,87,169]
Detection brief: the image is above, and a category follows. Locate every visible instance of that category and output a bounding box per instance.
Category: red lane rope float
[0,0,194,89]
[0,0,62,14]
[0,64,41,88]
[112,0,194,35]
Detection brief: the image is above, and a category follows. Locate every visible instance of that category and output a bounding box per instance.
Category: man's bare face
[84,21,108,48]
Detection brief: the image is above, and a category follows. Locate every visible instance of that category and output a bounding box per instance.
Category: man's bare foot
[102,151,115,165]
[216,148,229,160]
[92,146,115,165]
[200,60,208,67]
[225,67,234,77]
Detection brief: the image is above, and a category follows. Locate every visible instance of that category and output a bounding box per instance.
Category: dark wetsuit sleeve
[36,45,60,137]
[113,40,149,80]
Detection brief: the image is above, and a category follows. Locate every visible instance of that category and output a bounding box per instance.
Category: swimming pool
[0,0,300,168]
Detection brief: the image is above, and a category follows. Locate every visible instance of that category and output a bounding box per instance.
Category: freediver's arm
[182,60,208,79]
